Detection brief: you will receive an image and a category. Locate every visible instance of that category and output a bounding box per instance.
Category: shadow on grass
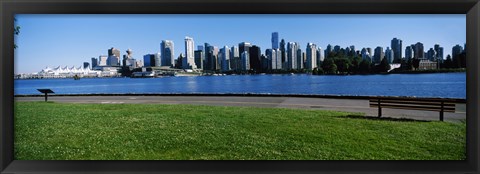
[337,115,431,122]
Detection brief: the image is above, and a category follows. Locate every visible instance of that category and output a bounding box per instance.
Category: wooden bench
[369,97,461,121]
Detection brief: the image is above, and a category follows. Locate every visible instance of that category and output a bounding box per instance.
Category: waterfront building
[391,38,402,62]
[385,47,394,64]
[37,65,101,78]
[452,44,464,60]
[143,54,156,67]
[275,49,282,70]
[161,40,175,67]
[261,54,269,71]
[316,47,323,67]
[325,44,332,59]
[213,46,220,70]
[239,42,252,58]
[204,43,215,71]
[249,45,262,72]
[194,50,204,70]
[361,48,372,62]
[426,48,436,61]
[366,47,372,56]
[107,47,120,66]
[280,39,286,68]
[434,44,444,63]
[306,43,317,70]
[266,49,276,70]
[272,32,279,49]
[414,42,424,59]
[83,62,90,69]
[183,36,197,69]
[374,46,384,64]
[98,55,107,66]
[91,57,98,68]
[287,42,298,70]
[349,45,355,56]
[418,58,438,70]
[197,45,204,52]
[405,46,413,60]
[230,46,240,72]
[135,60,144,68]
[296,44,303,70]
[241,51,250,71]
[220,46,230,72]
[123,49,136,68]
[154,53,161,67]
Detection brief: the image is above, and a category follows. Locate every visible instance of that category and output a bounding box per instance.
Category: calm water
[14,73,466,99]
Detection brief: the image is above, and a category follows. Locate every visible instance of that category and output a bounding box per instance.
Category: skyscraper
[374,46,384,64]
[414,42,424,59]
[249,45,262,72]
[296,44,303,70]
[241,51,250,71]
[391,38,402,62]
[161,40,175,67]
[316,47,323,67]
[280,39,286,68]
[107,47,120,66]
[426,48,436,61]
[183,36,197,69]
[266,49,277,70]
[230,46,240,72]
[220,46,230,72]
[325,44,332,59]
[271,32,279,49]
[405,46,413,60]
[385,47,394,64]
[98,55,107,66]
[306,43,317,70]
[154,53,161,67]
[91,57,98,68]
[452,44,464,60]
[434,44,444,62]
[143,54,155,67]
[83,62,90,69]
[194,50,204,70]
[287,42,298,70]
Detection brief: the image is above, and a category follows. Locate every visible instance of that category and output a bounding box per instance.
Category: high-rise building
[98,55,107,66]
[366,47,372,56]
[213,46,219,70]
[333,45,341,53]
[241,51,250,71]
[107,47,120,66]
[296,44,303,70]
[272,32,279,49]
[183,36,197,69]
[361,48,371,61]
[287,42,298,70]
[249,45,262,72]
[230,46,240,72]
[194,50,204,70]
[275,49,282,70]
[452,44,464,60]
[143,54,156,67]
[161,40,175,67]
[385,47,394,64]
[123,49,135,67]
[239,42,252,58]
[325,44,333,59]
[414,42,424,59]
[426,48,436,61]
[391,38,402,62]
[405,46,414,60]
[266,49,276,70]
[83,62,90,69]
[204,43,215,71]
[316,47,323,67]
[220,46,230,72]
[434,44,444,62]
[91,57,98,68]
[374,46,384,63]
[280,39,286,68]
[154,53,161,67]
[306,43,317,70]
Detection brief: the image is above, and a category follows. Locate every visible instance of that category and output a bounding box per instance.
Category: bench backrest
[369,98,456,113]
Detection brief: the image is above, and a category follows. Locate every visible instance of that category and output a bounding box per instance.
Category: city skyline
[15,14,466,73]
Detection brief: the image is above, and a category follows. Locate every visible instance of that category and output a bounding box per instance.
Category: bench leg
[440,111,444,122]
[378,107,382,117]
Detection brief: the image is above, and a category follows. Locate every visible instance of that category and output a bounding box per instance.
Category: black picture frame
[1,0,479,173]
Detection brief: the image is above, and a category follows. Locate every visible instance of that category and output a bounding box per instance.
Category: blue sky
[15,14,465,73]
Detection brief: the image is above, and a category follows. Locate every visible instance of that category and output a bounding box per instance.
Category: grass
[14,101,466,160]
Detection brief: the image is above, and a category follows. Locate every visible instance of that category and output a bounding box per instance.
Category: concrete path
[16,96,466,122]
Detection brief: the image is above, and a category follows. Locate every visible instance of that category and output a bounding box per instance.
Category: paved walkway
[16,96,466,122]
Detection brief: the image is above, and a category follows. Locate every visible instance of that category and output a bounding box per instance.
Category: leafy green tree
[334,58,351,74]
[377,58,391,73]
[358,59,371,74]
[14,18,20,49]
[322,58,337,74]
[412,58,420,70]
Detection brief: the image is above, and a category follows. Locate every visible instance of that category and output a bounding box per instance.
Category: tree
[358,59,371,74]
[321,58,337,74]
[14,18,20,49]
[412,58,420,70]
[335,58,351,74]
[377,58,391,73]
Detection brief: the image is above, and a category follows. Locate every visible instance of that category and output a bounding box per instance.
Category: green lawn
[14,101,466,160]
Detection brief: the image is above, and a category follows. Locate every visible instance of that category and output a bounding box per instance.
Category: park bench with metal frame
[369,97,463,121]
